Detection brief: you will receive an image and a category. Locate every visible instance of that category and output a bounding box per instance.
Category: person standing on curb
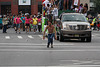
[16,15,22,34]
[43,21,57,48]
[21,14,25,31]
[2,15,8,33]
[13,15,17,31]
[33,15,38,33]
[37,15,42,32]
[25,14,30,33]
[0,15,3,29]
[29,15,33,32]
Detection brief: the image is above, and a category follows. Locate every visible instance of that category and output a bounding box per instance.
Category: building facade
[0,0,42,15]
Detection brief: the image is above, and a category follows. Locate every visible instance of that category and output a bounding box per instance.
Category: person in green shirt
[21,15,25,31]
[0,15,3,29]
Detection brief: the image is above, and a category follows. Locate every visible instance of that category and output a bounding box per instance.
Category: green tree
[94,0,100,13]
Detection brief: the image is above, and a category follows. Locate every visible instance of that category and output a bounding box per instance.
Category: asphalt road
[0,28,100,67]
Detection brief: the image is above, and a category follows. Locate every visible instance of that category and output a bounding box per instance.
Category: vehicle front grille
[69,25,87,30]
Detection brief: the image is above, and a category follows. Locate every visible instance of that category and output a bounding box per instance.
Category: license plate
[75,35,79,37]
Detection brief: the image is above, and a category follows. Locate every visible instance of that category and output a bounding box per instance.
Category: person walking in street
[2,15,8,33]
[93,17,97,30]
[43,21,57,48]
[33,15,38,33]
[25,14,30,33]
[16,15,22,34]
[96,17,100,31]
[37,15,42,32]
[21,14,25,31]
[0,15,3,29]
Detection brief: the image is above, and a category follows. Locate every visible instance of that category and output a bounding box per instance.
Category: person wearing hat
[0,15,3,29]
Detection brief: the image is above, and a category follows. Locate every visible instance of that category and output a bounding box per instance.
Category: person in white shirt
[75,6,78,12]
[53,5,58,19]
[53,5,58,29]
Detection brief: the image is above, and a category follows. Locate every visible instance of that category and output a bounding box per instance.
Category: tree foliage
[94,0,100,13]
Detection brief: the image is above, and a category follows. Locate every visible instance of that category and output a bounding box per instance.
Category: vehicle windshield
[62,14,87,22]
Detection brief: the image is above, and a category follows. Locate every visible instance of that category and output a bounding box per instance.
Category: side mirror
[56,18,60,22]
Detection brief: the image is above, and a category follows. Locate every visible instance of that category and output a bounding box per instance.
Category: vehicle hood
[62,22,90,26]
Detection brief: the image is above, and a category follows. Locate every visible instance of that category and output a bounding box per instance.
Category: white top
[75,8,78,12]
[43,0,49,7]
[53,8,58,17]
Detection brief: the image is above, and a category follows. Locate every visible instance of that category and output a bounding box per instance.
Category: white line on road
[0,43,74,46]
[1,65,100,67]
[17,36,23,39]
[0,49,100,52]
[28,35,34,39]
[38,35,48,40]
[5,36,10,39]
[1,46,100,49]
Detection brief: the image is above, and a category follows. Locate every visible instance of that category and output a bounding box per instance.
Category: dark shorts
[14,24,16,27]
[26,24,30,26]
[0,23,2,29]
[16,24,20,28]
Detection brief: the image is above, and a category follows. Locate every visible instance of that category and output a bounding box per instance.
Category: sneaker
[51,45,53,48]
[47,44,50,48]
[19,32,21,34]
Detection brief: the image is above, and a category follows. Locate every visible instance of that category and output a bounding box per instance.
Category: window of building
[38,2,42,14]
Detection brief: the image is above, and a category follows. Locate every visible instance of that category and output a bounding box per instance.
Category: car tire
[86,33,91,42]
[86,37,91,42]
[59,33,64,42]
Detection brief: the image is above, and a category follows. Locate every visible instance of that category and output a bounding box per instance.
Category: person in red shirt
[16,15,22,34]
[37,15,42,32]
[25,15,30,33]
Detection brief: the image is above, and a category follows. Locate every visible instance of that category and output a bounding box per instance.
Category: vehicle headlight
[87,25,90,29]
[63,25,66,29]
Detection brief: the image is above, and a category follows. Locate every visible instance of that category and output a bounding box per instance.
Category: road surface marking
[1,65,100,67]
[28,35,34,39]
[92,35,95,37]
[17,36,23,39]
[5,36,10,39]
[73,61,93,65]
[39,35,48,40]
[0,43,74,46]
[1,49,100,52]
[94,62,100,64]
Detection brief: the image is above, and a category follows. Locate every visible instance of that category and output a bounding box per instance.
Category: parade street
[0,28,100,67]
